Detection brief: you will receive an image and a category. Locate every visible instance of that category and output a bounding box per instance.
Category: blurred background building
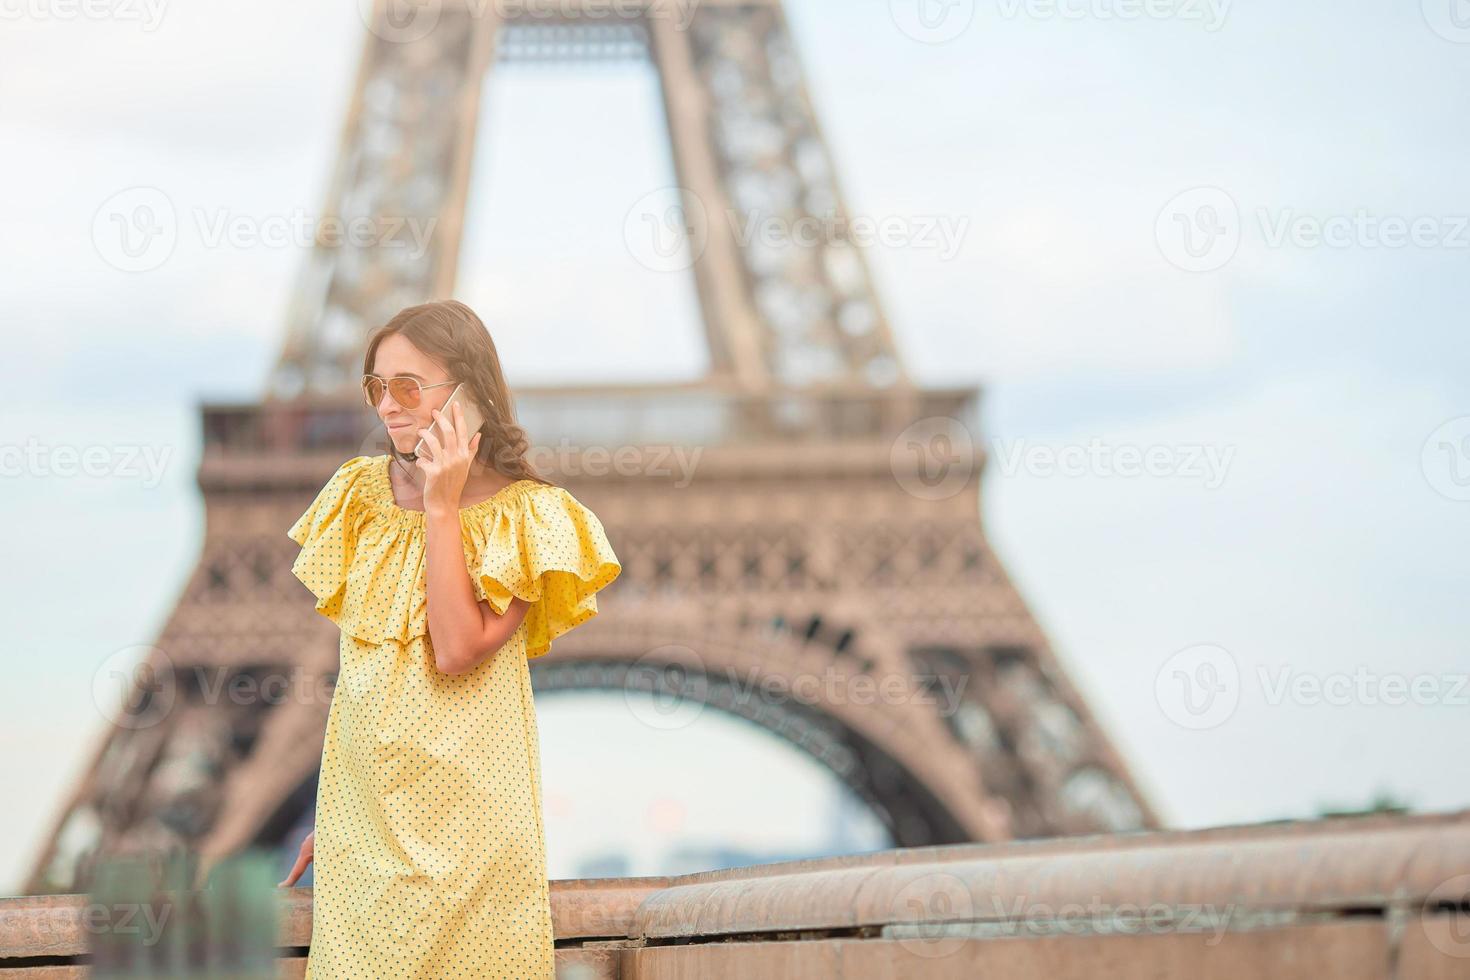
[5,0,1468,902]
[23,0,1159,895]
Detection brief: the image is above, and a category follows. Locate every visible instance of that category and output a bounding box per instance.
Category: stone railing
[3,809,1466,977]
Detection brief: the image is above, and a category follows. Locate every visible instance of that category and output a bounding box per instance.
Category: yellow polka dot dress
[285,454,620,979]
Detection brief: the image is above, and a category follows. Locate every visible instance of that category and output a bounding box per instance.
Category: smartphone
[413,383,486,458]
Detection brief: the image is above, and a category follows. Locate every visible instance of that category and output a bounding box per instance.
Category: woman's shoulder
[334,453,383,481]
[464,477,611,545]
[301,453,381,497]
[512,478,601,516]
[466,477,621,658]
[505,480,616,559]
[286,455,384,544]
[325,453,389,502]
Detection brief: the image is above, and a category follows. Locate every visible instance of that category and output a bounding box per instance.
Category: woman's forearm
[423,509,496,674]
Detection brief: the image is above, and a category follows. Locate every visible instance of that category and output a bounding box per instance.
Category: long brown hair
[364,299,548,486]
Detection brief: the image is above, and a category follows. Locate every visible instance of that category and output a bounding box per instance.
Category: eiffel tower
[25,0,1157,895]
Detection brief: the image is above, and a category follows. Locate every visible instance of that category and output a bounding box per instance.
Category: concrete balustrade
[3,809,1466,977]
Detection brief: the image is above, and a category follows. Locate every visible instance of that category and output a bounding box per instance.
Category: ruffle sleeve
[463,483,622,658]
[285,455,375,631]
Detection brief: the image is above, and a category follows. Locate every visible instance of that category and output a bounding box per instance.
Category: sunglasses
[362,374,457,410]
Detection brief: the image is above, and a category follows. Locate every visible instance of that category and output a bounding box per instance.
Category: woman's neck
[392,453,496,492]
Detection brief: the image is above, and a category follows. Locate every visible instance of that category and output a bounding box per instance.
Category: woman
[277,299,621,978]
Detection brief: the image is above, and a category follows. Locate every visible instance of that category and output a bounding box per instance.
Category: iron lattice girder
[271,0,906,398]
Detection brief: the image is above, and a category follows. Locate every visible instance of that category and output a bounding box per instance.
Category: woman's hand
[279,830,314,887]
[416,401,482,516]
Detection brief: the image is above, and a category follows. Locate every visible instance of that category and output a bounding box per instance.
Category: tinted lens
[363,376,423,408]
[388,378,422,408]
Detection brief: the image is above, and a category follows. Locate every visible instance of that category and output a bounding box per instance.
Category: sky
[3,0,1469,893]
